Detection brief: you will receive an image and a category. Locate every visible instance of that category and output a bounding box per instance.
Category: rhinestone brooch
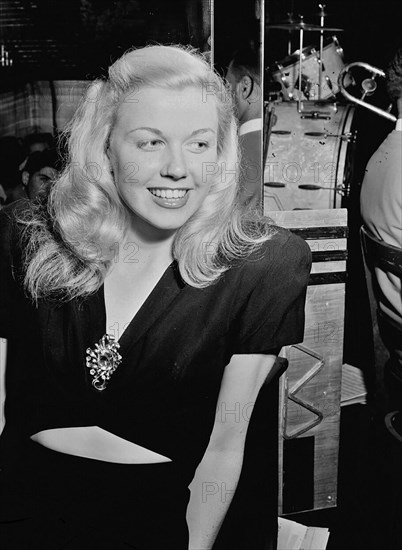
[86,334,122,391]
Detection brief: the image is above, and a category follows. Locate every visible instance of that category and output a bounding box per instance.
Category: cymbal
[267,22,344,32]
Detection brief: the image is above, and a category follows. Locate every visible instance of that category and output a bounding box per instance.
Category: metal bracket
[283,344,325,439]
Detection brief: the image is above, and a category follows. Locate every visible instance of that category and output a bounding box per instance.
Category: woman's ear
[22,171,29,187]
[240,75,253,101]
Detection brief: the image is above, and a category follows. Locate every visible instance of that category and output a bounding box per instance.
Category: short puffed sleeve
[232,229,312,354]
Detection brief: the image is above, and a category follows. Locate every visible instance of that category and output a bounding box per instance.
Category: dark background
[0,0,208,87]
[266,0,401,69]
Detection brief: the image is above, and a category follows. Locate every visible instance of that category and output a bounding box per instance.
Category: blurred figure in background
[7,149,60,202]
[21,149,60,200]
[360,47,402,441]
[0,132,56,203]
[0,136,25,204]
[19,132,55,169]
[226,45,262,210]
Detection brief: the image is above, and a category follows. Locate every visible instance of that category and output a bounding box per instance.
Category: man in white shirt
[360,47,402,441]
[226,46,262,210]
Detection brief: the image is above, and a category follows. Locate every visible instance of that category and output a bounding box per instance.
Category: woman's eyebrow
[128,127,216,137]
[189,128,216,137]
[128,126,164,136]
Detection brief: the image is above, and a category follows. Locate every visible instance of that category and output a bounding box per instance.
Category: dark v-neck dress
[0,202,311,549]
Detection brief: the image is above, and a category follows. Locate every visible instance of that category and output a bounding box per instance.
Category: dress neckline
[81,259,183,391]
[101,260,177,345]
[94,259,182,356]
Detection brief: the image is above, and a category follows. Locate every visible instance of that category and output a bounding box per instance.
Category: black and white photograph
[0,1,400,549]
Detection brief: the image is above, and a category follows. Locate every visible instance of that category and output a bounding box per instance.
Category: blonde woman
[0,45,311,549]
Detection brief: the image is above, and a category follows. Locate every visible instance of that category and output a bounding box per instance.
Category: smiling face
[108,86,219,238]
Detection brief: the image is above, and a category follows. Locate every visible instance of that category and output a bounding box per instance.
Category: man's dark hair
[24,149,61,176]
[386,47,402,100]
[229,46,261,86]
[23,132,55,153]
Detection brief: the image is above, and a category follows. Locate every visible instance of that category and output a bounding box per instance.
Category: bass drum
[263,101,356,212]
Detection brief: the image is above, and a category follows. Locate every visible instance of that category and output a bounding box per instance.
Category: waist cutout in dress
[30,425,173,463]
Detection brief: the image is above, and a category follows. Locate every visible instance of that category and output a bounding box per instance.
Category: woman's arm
[186,353,277,550]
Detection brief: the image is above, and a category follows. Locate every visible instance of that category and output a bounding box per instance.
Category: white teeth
[149,188,187,199]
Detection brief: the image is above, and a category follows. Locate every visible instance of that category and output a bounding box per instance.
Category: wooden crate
[265,208,348,514]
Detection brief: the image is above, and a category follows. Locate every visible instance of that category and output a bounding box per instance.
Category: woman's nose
[161,147,188,180]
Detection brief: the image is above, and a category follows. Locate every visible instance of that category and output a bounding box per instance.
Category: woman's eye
[137,140,164,150]
[188,141,209,152]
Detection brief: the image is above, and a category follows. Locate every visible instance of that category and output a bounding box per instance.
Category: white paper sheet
[278,517,330,550]
[341,363,367,406]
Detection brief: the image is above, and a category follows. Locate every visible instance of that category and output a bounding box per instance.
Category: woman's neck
[120,216,176,271]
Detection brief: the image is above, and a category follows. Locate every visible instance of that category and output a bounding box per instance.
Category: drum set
[263,5,397,212]
[272,35,344,101]
[269,7,345,102]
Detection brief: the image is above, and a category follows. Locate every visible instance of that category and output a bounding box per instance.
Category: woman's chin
[127,213,183,240]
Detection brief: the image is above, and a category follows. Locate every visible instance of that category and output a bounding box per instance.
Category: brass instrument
[338,62,397,122]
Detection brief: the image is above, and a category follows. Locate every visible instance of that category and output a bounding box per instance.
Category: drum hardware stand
[265,182,347,195]
[265,182,346,194]
[300,108,335,120]
[303,131,354,141]
[271,130,292,135]
[317,5,339,100]
[269,129,354,140]
[298,183,346,195]
[296,31,335,118]
[318,4,326,101]
[297,15,304,115]
[264,181,286,188]
[298,97,338,119]
[296,5,339,115]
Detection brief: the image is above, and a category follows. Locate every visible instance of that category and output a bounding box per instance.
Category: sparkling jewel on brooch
[86,334,122,391]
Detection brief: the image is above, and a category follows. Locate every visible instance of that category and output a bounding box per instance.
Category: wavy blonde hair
[19,44,275,301]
